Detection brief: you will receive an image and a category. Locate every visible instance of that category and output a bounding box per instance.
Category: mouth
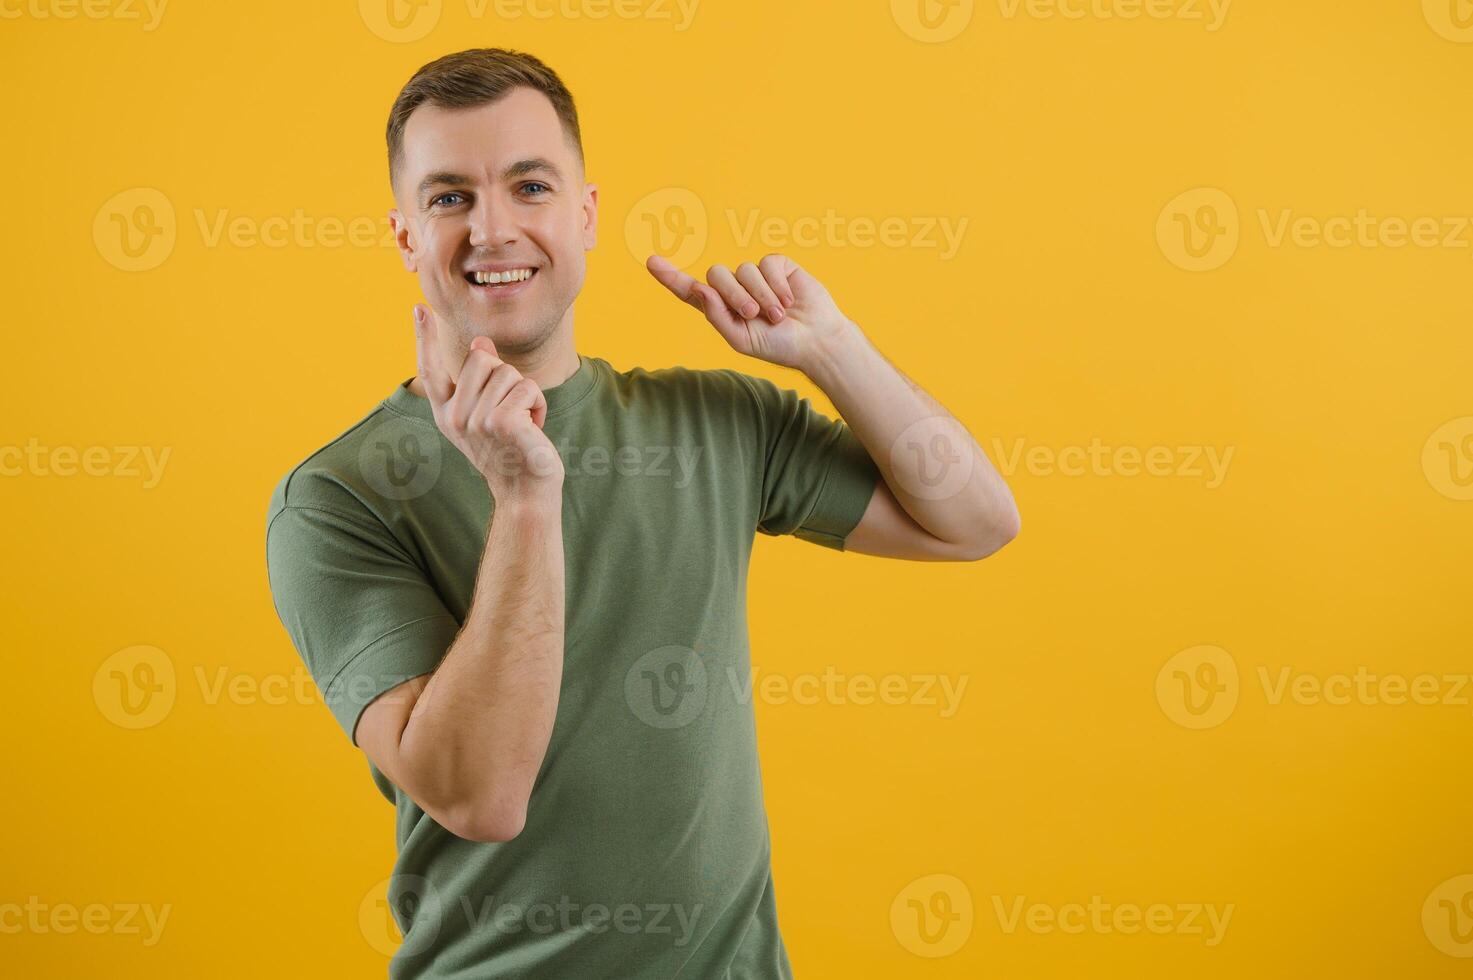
[464,266,538,300]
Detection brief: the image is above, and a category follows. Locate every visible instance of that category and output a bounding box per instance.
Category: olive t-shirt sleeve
[265,481,460,746]
[733,371,882,551]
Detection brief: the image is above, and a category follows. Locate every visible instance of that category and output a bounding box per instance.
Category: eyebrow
[416,158,565,199]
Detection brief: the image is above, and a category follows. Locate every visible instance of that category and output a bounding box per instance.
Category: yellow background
[4,0,1471,976]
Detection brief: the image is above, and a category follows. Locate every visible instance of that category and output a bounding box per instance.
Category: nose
[467,189,517,249]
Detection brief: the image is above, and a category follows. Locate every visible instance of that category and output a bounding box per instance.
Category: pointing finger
[646,254,704,311]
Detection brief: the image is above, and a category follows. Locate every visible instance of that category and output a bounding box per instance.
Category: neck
[408,323,579,398]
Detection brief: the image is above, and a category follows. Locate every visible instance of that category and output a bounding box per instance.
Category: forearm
[804,322,1019,551]
[397,497,564,836]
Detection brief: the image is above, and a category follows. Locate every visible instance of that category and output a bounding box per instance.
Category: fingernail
[413,306,425,325]
[744,303,759,319]
[768,306,784,322]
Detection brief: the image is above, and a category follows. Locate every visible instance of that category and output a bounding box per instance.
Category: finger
[758,254,797,307]
[645,254,704,310]
[529,383,548,429]
[734,261,785,323]
[474,362,527,423]
[706,264,759,322]
[501,377,546,427]
[689,280,749,352]
[414,305,454,406]
[446,348,501,430]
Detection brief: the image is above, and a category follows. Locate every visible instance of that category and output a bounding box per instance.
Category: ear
[388,207,418,272]
[581,183,598,252]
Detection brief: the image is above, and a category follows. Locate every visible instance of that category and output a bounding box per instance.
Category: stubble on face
[393,88,594,367]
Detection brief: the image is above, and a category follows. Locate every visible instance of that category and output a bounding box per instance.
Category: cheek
[419,221,462,264]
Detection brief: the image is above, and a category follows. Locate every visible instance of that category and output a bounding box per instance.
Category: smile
[466,267,536,286]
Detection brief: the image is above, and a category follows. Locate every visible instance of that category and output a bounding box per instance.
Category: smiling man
[265,48,1018,979]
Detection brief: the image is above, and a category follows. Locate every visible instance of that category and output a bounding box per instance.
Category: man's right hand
[413,303,564,504]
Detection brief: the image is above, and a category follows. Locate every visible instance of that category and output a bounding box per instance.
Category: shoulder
[593,357,779,415]
[266,395,433,534]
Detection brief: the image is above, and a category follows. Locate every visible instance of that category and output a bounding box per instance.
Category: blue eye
[521,182,550,196]
[431,192,466,208]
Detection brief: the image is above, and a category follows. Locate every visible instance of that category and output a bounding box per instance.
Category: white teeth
[472,268,533,285]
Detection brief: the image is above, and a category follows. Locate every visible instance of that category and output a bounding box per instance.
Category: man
[266,47,1018,979]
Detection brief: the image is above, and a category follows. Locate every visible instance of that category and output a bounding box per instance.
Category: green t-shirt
[265,353,881,979]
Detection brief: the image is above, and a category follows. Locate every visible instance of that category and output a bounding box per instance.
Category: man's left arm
[647,252,1020,562]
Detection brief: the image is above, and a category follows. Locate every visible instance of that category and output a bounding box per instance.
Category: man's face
[389,87,596,358]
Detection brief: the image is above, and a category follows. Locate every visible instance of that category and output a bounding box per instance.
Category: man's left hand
[647,253,855,373]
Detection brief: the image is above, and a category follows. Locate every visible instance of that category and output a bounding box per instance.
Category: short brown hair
[386,48,584,189]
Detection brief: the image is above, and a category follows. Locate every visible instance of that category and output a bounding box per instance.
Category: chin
[461,312,554,356]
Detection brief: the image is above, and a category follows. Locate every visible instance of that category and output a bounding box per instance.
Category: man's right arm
[355,305,568,844]
[356,495,563,844]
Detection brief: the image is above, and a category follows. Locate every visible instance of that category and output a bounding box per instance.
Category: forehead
[399,86,574,185]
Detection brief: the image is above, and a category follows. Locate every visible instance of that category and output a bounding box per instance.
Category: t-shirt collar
[385,353,597,422]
